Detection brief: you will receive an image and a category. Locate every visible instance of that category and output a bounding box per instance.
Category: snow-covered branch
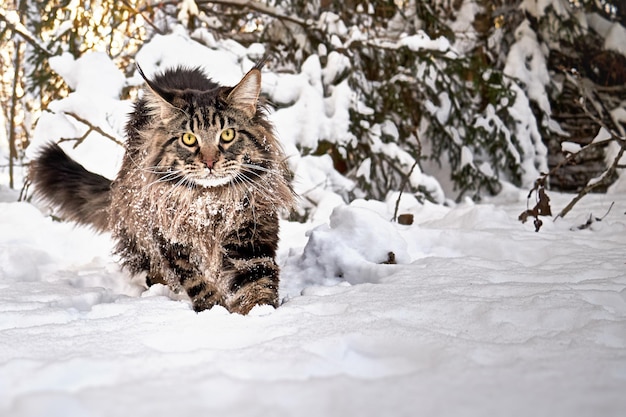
[0,9,54,57]
[62,112,124,148]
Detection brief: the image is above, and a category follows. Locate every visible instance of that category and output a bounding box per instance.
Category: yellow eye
[181,132,197,146]
[220,128,235,143]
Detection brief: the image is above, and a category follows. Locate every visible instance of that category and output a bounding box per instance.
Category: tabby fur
[30,64,295,314]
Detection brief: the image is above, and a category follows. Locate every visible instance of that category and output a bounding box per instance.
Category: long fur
[30,66,295,314]
[30,143,111,232]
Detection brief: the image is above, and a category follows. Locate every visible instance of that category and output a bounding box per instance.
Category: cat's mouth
[186,167,236,188]
[192,176,234,188]
[180,162,239,188]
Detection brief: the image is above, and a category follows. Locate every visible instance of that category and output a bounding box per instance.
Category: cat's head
[137,65,282,190]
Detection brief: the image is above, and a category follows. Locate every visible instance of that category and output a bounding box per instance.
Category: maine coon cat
[30,63,295,314]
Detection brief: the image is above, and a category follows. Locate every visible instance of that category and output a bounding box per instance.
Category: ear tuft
[137,64,176,104]
[227,68,261,118]
[137,64,185,119]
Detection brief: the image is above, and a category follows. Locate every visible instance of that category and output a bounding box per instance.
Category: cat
[29,63,296,314]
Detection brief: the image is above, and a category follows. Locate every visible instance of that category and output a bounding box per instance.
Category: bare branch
[557,140,625,219]
[393,130,423,222]
[196,0,311,27]
[392,159,420,222]
[566,72,626,140]
[7,39,22,189]
[119,0,165,36]
[63,112,124,147]
[553,74,626,218]
[522,71,626,224]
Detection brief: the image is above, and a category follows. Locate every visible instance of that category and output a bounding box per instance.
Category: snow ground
[0,186,625,417]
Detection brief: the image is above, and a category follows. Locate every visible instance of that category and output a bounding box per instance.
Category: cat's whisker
[239,166,270,179]
[141,170,185,192]
[127,162,181,182]
[238,167,280,194]
[135,164,179,175]
[233,172,273,197]
[123,148,146,172]
[231,173,257,193]
[240,163,273,174]
[142,168,177,175]
[163,176,191,200]
[247,170,277,190]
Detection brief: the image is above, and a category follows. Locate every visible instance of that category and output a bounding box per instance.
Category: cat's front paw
[227,281,279,315]
[186,281,224,313]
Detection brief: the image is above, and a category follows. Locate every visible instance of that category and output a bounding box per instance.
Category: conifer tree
[1,0,624,213]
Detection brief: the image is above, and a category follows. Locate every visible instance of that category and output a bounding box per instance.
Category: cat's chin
[192,176,233,188]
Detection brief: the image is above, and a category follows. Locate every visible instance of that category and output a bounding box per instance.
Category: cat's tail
[29,143,112,232]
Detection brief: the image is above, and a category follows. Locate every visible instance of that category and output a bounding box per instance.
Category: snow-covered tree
[1,0,624,215]
[0,0,154,187]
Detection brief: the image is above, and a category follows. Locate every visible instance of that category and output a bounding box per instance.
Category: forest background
[0,0,625,219]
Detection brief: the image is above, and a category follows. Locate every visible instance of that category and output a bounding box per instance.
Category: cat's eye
[220,128,235,143]
[181,132,197,147]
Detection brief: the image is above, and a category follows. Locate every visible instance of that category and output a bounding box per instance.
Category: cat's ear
[136,64,185,118]
[227,68,261,118]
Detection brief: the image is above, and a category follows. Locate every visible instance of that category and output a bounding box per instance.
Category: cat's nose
[204,159,215,170]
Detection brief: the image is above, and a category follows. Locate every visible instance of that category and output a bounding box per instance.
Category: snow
[448,0,479,53]
[318,12,349,38]
[460,145,474,167]
[521,0,570,18]
[1,187,626,417]
[291,154,355,223]
[587,12,626,57]
[399,31,451,53]
[3,20,626,417]
[504,82,548,186]
[177,0,199,28]
[561,141,582,154]
[49,52,125,98]
[504,20,551,117]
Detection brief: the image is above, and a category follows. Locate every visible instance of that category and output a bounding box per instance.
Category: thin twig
[557,142,625,218]
[569,73,626,139]
[555,75,626,219]
[63,112,124,146]
[196,0,311,27]
[392,159,419,222]
[8,39,21,189]
[120,0,165,36]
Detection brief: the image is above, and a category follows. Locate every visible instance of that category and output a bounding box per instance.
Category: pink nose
[204,159,215,169]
